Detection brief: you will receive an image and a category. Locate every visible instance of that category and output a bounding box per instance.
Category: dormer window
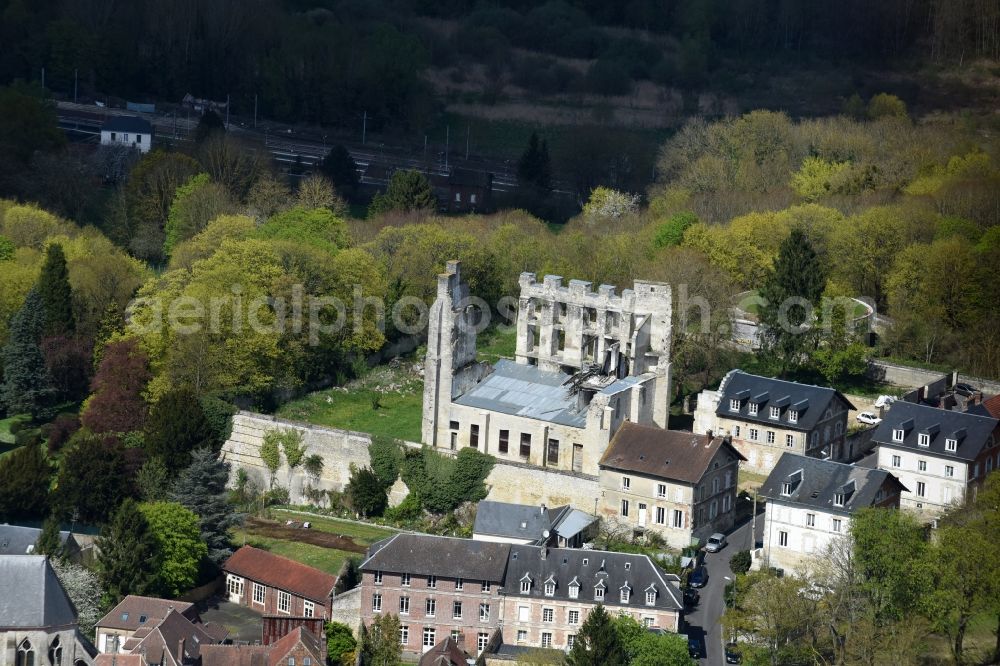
[918,434,929,447]
[729,399,740,412]
[645,586,656,606]
[620,585,631,603]
[544,576,556,597]
[769,406,780,419]
[748,402,759,416]
[520,574,532,594]
[788,410,798,424]
[781,482,792,496]
[594,582,606,601]
[568,578,580,599]
[945,438,957,452]
[892,429,905,442]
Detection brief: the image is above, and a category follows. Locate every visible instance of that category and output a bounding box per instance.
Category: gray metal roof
[758,453,906,515]
[454,360,587,427]
[714,369,855,431]
[0,556,78,629]
[360,534,511,582]
[101,115,153,134]
[553,509,597,540]
[872,400,998,462]
[0,524,76,556]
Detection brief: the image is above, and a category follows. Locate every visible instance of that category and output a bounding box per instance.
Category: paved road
[684,511,764,666]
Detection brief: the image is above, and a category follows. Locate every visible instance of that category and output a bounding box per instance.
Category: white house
[872,400,999,520]
[100,116,154,153]
[758,453,906,576]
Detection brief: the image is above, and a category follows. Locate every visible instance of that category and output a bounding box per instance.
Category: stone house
[223,546,337,620]
[693,369,855,474]
[422,261,672,478]
[872,400,999,520]
[358,533,682,659]
[94,596,199,654]
[598,423,746,549]
[758,453,906,576]
[0,556,96,666]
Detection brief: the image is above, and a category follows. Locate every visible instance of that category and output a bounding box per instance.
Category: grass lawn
[276,364,423,442]
[477,326,517,363]
[0,413,29,445]
[274,509,394,545]
[739,470,768,491]
[231,529,352,576]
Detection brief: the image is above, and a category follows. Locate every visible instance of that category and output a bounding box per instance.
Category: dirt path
[245,517,368,553]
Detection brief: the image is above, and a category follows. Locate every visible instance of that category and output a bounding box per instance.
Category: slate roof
[0,555,77,630]
[454,359,640,427]
[714,369,855,431]
[0,524,77,556]
[96,595,197,631]
[361,534,511,582]
[224,546,337,603]
[473,501,566,542]
[126,608,219,666]
[419,635,471,666]
[600,422,746,483]
[872,400,998,461]
[504,544,683,612]
[101,115,153,134]
[759,453,906,515]
[448,168,492,189]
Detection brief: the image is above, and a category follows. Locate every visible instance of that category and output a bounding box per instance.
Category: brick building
[358,533,683,659]
[223,546,337,620]
[94,596,200,654]
[200,626,326,666]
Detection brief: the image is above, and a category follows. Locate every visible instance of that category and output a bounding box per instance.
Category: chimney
[541,546,548,561]
[707,429,713,440]
[540,503,546,515]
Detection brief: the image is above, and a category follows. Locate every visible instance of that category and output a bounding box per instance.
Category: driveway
[197,597,263,644]
[683,512,763,666]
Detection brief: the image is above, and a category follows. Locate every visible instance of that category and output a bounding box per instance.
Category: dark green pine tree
[319,144,360,197]
[37,243,75,336]
[144,387,215,473]
[0,288,56,417]
[758,227,827,377]
[517,132,552,192]
[35,514,63,559]
[567,604,627,666]
[169,448,243,566]
[53,432,127,524]
[96,498,157,606]
[0,443,52,521]
[195,109,225,144]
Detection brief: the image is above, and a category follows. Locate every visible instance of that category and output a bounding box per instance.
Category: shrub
[730,550,752,575]
[41,413,80,453]
[384,493,423,523]
[14,428,42,448]
[654,211,698,248]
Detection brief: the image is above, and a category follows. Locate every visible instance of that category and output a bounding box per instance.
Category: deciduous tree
[139,501,208,597]
[81,339,151,435]
[368,170,436,216]
[325,621,358,666]
[360,613,402,666]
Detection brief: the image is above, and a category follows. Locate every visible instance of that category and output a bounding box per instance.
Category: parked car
[705,533,727,552]
[689,566,708,588]
[688,636,703,659]
[954,382,979,397]
[683,588,700,607]
[856,411,882,426]
[725,642,743,663]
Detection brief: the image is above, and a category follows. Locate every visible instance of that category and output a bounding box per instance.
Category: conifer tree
[169,448,243,566]
[96,498,157,606]
[568,604,626,666]
[35,514,63,558]
[320,144,360,197]
[144,387,214,472]
[37,243,75,336]
[53,432,127,524]
[517,132,552,192]
[0,288,56,417]
[0,443,52,521]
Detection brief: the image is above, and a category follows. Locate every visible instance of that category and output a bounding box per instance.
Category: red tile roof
[980,394,1000,419]
[223,546,337,603]
[600,422,746,483]
[267,626,325,666]
[96,595,197,631]
[96,656,147,666]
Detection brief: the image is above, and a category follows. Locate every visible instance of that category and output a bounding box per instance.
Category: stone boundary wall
[329,587,362,632]
[867,361,1000,396]
[221,412,600,509]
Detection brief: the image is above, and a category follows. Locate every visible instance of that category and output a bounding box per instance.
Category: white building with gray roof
[472,501,597,548]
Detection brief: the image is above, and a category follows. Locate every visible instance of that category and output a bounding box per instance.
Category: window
[723,494,732,512]
[478,633,489,655]
[729,398,740,412]
[482,581,491,593]
[372,593,382,612]
[303,600,314,618]
[499,430,509,454]
[304,660,312,666]
[918,460,927,472]
[945,438,957,452]
[725,471,733,488]
[973,463,980,478]
[470,425,479,448]
[455,578,464,590]
[568,610,580,624]
[788,410,798,423]
[805,513,815,527]
[917,481,926,497]
[595,585,605,601]
[748,402,759,416]
[48,637,61,666]
[834,492,845,507]
[517,630,528,643]
[399,626,409,646]
[479,603,490,621]
[892,455,901,468]
[622,476,631,491]
[918,433,930,447]
[253,582,265,605]
[712,478,720,494]
[621,499,629,517]
[455,192,462,202]
[425,598,436,617]
[520,433,531,458]
[767,431,776,444]
[945,465,954,477]
[541,633,553,648]
[423,628,436,649]
[399,596,410,614]
[449,420,459,430]
[749,428,759,441]
[779,531,789,547]
[471,194,478,205]
[734,425,741,438]
[139,615,147,624]
[672,510,683,528]
[17,639,34,666]
[832,519,842,533]
[893,429,905,442]
[547,438,559,464]
[569,583,579,599]
[642,617,654,628]
[227,574,244,598]
[401,573,411,587]
[428,575,437,588]
[655,507,665,525]
[288,658,295,666]
[544,581,555,596]
[277,591,290,614]
[518,606,530,622]
[646,590,656,605]
[374,570,383,585]
[453,601,462,619]
[781,482,792,496]
[835,421,843,436]
[520,576,532,594]
[542,608,554,623]
[770,406,781,419]
[567,635,576,649]
[657,483,666,498]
